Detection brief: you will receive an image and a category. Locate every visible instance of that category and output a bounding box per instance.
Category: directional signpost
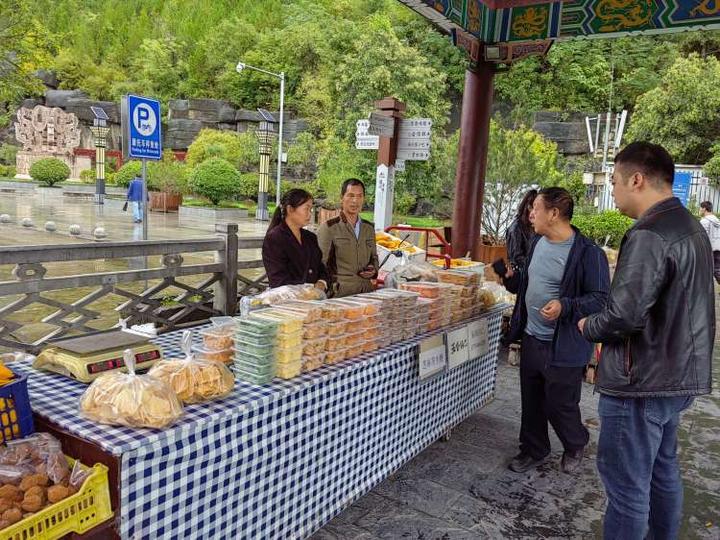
[121,94,162,242]
[354,100,433,230]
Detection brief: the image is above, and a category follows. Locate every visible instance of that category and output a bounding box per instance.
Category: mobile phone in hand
[492,258,508,277]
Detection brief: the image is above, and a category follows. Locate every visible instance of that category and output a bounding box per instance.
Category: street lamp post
[89,107,110,206]
[236,61,285,207]
[255,120,276,221]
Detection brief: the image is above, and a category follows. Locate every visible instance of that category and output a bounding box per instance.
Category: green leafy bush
[114,161,143,188]
[148,160,189,195]
[188,157,240,205]
[186,129,249,170]
[0,164,17,178]
[572,211,633,248]
[79,169,95,184]
[0,144,19,166]
[29,158,70,186]
[237,172,259,199]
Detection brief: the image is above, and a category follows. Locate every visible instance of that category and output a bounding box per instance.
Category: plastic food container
[200,325,235,350]
[338,297,381,316]
[362,340,378,353]
[236,317,278,337]
[325,335,347,352]
[303,337,328,356]
[276,330,303,349]
[193,345,233,364]
[325,320,349,336]
[232,367,274,385]
[233,357,275,377]
[303,322,327,339]
[302,353,326,371]
[345,332,364,346]
[346,344,365,359]
[276,361,302,379]
[322,300,363,320]
[399,282,443,298]
[273,303,321,323]
[234,331,275,349]
[233,347,274,366]
[250,309,304,333]
[276,345,302,364]
[325,348,348,364]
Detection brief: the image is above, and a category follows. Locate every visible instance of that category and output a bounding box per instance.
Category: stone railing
[0,223,268,352]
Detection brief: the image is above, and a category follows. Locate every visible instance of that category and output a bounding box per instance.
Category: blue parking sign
[125,95,162,160]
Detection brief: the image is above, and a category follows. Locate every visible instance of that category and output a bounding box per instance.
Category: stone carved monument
[14,105,89,179]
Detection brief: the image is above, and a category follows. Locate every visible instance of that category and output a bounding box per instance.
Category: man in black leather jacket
[579,142,714,540]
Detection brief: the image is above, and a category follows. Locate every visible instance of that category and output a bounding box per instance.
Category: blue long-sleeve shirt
[126,179,145,202]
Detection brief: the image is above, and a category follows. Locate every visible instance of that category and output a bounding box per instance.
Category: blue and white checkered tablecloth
[16,306,505,539]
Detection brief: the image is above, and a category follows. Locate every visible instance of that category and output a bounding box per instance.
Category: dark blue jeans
[597,394,694,540]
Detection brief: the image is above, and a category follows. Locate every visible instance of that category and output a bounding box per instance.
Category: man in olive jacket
[579,142,714,540]
[318,179,379,297]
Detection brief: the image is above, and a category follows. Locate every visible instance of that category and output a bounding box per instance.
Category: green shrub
[393,191,416,215]
[29,158,70,186]
[572,211,633,248]
[188,157,241,205]
[79,169,95,184]
[148,160,189,195]
[106,171,117,186]
[186,129,250,169]
[238,172,259,200]
[115,161,143,188]
[0,144,19,166]
[0,164,17,178]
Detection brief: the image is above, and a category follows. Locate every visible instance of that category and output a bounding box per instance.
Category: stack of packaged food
[250,308,305,378]
[359,292,398,348]
[232,317,278,385]
[278,301,329,372]
[195,324,234,365]
[398,282,467,325]
[367,289,420,342]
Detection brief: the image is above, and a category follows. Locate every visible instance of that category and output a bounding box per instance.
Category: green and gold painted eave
[398,0,720,45]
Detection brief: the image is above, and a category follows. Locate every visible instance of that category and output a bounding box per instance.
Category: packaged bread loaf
[80,349,183,429]
[148,331,235,404]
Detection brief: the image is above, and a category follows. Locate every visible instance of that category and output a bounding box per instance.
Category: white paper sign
[418,334,447,380]
[446,325,470,370]
[468,319,489,359]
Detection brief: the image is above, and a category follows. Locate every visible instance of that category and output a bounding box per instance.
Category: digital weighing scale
[34,330,163,383]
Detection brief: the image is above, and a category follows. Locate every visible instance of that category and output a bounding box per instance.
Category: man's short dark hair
[341,178,365,197]
[614,141,675,187]
[701,201,713,213]
[538,187,574,221]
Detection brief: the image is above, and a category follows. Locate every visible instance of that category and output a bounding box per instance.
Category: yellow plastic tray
[0,458,113,540]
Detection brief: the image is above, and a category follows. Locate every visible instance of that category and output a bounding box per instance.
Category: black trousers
[519,333,589,459]
[713,251,720,284]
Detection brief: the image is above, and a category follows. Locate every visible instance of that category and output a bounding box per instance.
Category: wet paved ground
[0,188,267,244]
[314,343,720,540]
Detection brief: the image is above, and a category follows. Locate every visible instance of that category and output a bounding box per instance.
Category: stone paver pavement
[314,344,720,540]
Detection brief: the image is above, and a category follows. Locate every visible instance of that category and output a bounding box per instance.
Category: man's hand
[540,299,562,321]
[577,317,587,335]
[359,265,375,279]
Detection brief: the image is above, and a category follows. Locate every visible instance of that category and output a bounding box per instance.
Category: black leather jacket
[584,197,714,398]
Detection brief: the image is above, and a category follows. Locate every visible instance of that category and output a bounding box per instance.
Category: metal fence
[592,165,719,212]
[0,223,267,353]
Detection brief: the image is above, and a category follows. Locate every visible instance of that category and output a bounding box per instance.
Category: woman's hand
[314,280,327,291]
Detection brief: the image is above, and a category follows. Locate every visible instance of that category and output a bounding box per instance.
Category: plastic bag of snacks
[80,349,183,429]
[148,331,235,404]
[246,284,326,310]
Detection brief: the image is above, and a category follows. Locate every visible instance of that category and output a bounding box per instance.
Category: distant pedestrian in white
[699,201,720,284]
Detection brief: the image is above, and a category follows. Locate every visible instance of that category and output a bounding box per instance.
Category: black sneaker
[508,452,546,473]
[561,448,584,474]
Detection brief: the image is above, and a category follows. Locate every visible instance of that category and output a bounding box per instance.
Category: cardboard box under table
[15,306,505,539]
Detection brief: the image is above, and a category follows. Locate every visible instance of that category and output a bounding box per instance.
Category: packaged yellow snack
[80,349,183,429]
[148,331,235,404]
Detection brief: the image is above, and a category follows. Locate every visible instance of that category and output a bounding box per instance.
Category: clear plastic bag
[0,433,70,485]
[80,349,184,429]
[148,331,235,404]
[252,284,327,306]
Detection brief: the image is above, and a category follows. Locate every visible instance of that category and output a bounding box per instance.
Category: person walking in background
[506,189,538,273]
[579,142,714,540]
[262,188,328,290]
[317,179,378,297]
[699,201,720,284]
[503,187,610,474]
[126,176,145,224]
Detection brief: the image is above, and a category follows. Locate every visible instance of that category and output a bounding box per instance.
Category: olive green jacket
[317,212,379,297]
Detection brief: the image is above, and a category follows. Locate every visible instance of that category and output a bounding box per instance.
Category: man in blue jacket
[504,187,610,474]
[126,176,145,224]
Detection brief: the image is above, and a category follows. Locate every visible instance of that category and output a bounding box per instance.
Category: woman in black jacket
[505,189,538,272]
[262,189,329,290]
